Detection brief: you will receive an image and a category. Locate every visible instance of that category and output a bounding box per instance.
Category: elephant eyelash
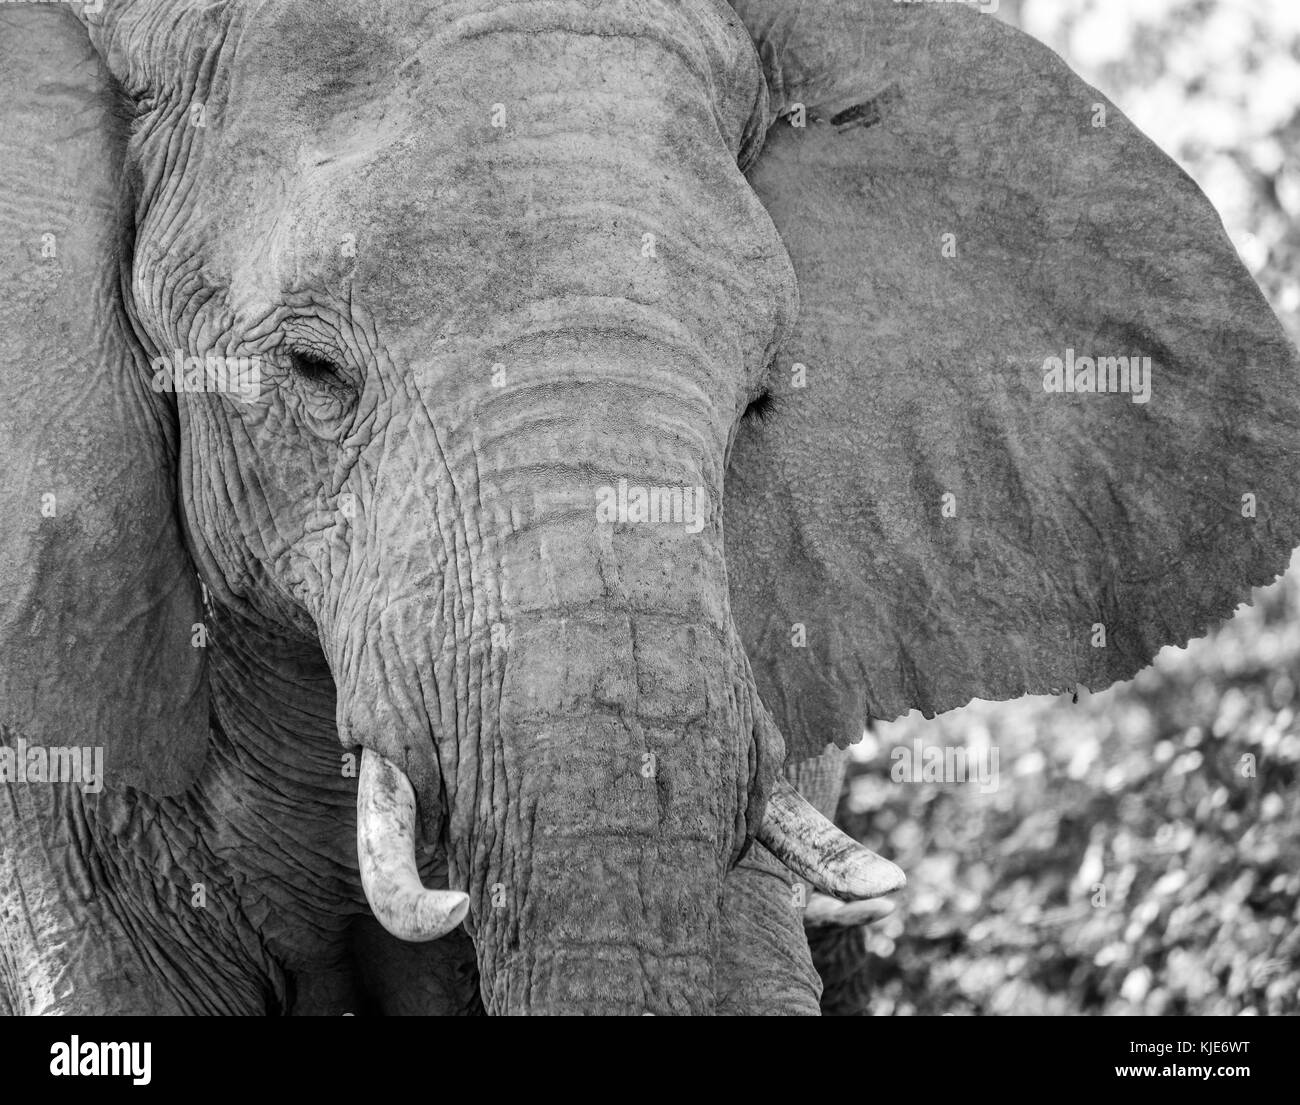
[743,389,777,422]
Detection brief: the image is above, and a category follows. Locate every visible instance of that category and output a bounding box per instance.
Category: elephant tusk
[802,892,896,929]
[758,777,906,901]
[357,749,470,942]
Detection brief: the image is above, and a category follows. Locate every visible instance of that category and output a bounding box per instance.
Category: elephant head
[2,0,1297,1015]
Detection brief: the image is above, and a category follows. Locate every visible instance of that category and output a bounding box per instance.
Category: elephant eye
[278,346,359,434]
[743,389,777,423]
[288,349,345,383]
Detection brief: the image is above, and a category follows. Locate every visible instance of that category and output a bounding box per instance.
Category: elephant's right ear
[0,9,208,794]
[726,1,1300,763]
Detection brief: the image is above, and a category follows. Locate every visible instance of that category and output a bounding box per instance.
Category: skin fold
[2,0,1299,1015]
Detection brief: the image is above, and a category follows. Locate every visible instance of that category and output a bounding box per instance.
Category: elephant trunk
[471,451,754,1015]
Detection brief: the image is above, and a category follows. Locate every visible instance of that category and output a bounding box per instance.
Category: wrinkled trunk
[467,368,758,1015]
[476,546,749,1014]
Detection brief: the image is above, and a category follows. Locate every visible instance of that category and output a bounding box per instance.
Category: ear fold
[726,1,1300,762]
[0,9,208,794]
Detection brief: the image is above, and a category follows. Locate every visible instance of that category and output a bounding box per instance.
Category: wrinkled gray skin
[0,0,833,1016]
[4,0,1299,1016]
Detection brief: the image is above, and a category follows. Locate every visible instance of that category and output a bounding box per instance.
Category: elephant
[2,0,1298,1016]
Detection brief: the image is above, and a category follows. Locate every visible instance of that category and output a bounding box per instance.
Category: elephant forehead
[214,0,764,152]
[120,0,785,354]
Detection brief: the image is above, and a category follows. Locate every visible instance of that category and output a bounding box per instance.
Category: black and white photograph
[0,0,1296,1068]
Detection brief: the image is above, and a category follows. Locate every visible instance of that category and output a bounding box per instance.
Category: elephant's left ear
[725,0,1300,762]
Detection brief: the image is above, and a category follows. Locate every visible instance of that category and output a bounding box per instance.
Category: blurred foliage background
[834,0,1300,1016]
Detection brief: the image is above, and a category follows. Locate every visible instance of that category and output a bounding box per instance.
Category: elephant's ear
[725,0,1300,762]
[0,9,208,794]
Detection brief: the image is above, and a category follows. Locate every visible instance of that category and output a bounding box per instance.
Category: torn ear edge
[726,0,1300,765]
